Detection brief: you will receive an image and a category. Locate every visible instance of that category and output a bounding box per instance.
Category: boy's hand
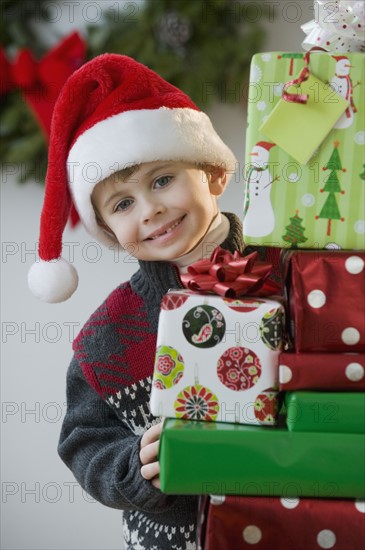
[139,421,163,489]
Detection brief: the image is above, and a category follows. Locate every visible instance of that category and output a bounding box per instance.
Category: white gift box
[150,290,285,425]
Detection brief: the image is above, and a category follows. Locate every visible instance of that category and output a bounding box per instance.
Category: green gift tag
[260,72,349,165]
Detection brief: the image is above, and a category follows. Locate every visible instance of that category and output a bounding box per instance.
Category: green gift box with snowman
[242,51,365,250]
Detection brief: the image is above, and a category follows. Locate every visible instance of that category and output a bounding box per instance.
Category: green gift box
[159,418,365,498]
[242,51,365,250]
[285,391,365,433]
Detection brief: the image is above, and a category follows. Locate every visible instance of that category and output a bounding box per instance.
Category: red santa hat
[332,55,349,61]
[255,141,276,151]
[28,54,237,303]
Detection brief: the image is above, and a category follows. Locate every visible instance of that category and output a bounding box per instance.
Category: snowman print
[330,55,358,129]
[243,141,279,237]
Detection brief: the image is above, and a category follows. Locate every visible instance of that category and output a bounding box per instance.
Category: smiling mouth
[145,215,186,240]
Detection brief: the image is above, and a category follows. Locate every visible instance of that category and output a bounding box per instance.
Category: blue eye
[115,198,133,212]
[154,175,173,189]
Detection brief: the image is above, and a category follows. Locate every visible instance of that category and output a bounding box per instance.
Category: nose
[141,195,166,223]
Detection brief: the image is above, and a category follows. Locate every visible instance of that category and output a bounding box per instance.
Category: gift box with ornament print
[242,51,365,250]
[150,290,284,426]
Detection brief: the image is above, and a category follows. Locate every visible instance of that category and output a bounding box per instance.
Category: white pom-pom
[28,258,78,303]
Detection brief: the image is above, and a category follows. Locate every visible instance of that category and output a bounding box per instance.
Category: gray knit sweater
[58,213,245,550]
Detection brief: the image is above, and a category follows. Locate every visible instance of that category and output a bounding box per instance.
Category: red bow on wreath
[1,32,86,227]
[1,32,86,136]
[180,247,280,298]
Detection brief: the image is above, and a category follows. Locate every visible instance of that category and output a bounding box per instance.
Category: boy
[28,54,243,549]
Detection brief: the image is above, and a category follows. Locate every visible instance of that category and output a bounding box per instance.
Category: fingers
[139,439,159,466]
[140,421,163,450]
[139,421,164,488]
[140,460,160,481]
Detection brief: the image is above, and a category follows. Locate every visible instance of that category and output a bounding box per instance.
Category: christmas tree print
[277,53,304,76]
[316,141,346,236]
[282,210,308,248]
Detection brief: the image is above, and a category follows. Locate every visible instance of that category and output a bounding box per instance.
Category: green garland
[1,0,271,184]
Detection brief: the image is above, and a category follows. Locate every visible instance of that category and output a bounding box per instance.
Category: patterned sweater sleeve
[58,355,177,513]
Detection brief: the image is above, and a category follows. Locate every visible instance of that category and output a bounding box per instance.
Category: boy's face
[91,161,227,262]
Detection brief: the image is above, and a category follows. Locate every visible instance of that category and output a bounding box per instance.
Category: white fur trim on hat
[67,107,237,245]
[28,258,78,303]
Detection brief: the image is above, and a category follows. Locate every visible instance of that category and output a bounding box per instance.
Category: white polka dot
[307,289,326,308]
[342,327,361,346]
[345,256,364,274]
[317,529,336,548]
[325,242,342,250]
[302,193,315,207]
[345,362,364,381]
[354,220,365,234]
[354,500,365,513]
[288,172,300,183]
[261,53,272,62]
[243,525,262,544]
[354,131,365,145]
[279,365,293,384]
[250,64,262,83]
[210,494,225,505]
[257,100,266,111]
[280,497,300,509]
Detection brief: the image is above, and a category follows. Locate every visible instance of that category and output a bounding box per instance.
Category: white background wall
[1,2,312,549]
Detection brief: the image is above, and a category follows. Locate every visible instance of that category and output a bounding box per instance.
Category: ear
[206,165,227,197]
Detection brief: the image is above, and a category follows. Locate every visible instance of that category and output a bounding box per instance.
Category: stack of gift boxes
[280,248,365,437]
[149,9,365,549]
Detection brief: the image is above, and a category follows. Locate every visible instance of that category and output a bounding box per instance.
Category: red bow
[180,247,280,298]
[1,32,86,228]
[0,32,86,136]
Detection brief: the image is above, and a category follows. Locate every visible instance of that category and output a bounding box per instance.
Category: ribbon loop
[12,50,39,89]
[282,48,330,104]
[282,55,311,104]
[180,246,280,298]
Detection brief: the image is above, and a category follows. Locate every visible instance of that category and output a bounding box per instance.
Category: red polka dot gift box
[279,352,365,391]
[198,495,365,550]
[150,290,285,426]
[282,250,365,353]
